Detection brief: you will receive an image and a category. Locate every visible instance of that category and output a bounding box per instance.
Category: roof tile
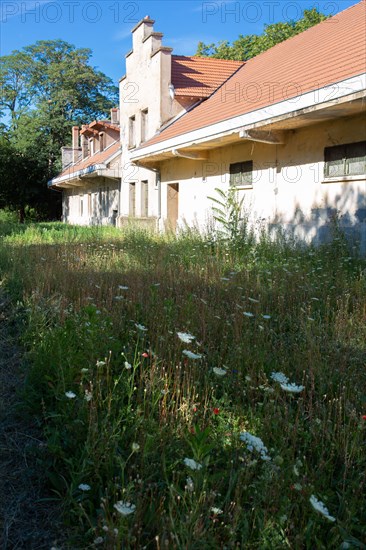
[141,1,366,150]
[171,55,243,97]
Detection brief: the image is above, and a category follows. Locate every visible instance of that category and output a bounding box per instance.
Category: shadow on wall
[268,183,366,255]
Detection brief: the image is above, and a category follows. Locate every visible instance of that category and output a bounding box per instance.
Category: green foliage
[209,186,253,253]
[0,222,365,548]
[196,9,328,60]
[0,39,118,220]
[0,137,61,221]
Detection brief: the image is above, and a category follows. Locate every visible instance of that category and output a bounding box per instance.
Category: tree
[0,136,60,223]
[196,9,328,60]
[0,39,118,220]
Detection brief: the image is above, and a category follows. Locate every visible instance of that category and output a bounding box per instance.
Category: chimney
[72,126,79,163]
[81,130,89,159]
[111,108,119,125]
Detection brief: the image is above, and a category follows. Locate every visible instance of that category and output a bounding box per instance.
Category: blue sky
[0,0,360,85]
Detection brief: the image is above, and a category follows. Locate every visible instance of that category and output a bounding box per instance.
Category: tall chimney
[111,108,119,125]
[81,134,89,159]
[72,126,79,163]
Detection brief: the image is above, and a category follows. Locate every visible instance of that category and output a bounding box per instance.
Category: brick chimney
[81,127,89,159]
[111,108,119,125]
[72,126,80,163]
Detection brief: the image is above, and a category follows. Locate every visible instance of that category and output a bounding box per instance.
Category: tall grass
[0,216,365,549]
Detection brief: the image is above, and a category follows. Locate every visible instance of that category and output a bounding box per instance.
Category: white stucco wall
[62,179,120,226]
[159,113,366,249]
[118,19,200,224]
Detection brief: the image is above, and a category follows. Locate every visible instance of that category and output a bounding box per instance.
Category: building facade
[50,2,366,250]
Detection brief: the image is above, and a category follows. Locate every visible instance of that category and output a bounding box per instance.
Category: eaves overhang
[48,163,120,189]
[130,74,366,164]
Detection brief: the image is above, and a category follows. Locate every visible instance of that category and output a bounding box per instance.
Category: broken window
[229,161,253,187]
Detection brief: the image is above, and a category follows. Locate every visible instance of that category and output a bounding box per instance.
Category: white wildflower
[132,443,140,452]
[118,285,129,290]
[211,507,223,515]
[183,458,202,470]
[81,368,89,373]
[309,495,336,522]
[213,367,227,376]
[262,314,271,320]
[240,431,271,461]
[94,537,104,545]
[182,350,202,360]
[96,360,106,367]
[84,390,93,402]
[185,476,194,492]
[135,323,147,331]
[177,332,195,344]
[270,372,289,384]
[124,361,132,370]
[280,383,305,394]
[65,391,76,399]
[243,311,254,317]
[113,501,136,516]
[78,483,91,491]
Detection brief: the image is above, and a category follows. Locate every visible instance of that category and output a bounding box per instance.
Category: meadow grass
[0,216,365,549]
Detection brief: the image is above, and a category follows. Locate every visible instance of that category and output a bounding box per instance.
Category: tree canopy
[196,8,328,60]
[0,39,118,221]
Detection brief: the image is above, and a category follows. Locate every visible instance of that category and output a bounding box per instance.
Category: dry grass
[0,218,365,549]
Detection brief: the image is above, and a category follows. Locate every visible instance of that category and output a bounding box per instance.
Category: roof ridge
[172,54,243,63]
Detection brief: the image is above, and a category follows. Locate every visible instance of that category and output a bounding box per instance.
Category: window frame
[229,160,253,188]
[324,141,366,181]
[141,180,148,217]
[129,116,136,149]
[141,109,148,144]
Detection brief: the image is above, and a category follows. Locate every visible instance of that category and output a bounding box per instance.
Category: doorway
[167,183,179,231]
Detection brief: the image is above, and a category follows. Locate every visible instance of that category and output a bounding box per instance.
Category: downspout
[172,149,207,160]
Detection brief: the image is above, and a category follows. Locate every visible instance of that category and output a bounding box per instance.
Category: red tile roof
[141,1,366,150]
[171,56,243,98]
[57,140,120,179]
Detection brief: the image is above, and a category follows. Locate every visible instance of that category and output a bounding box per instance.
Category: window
[129,116,136,148]
[141,180,148,217]
[324,141,366,178]
[129,182,136,217]
[141,109,148,143]
[230,161,253,187]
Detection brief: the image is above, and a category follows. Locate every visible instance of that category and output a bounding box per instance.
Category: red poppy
[213,408,220,415]
[142,352,149,358]
[362,415,366,420]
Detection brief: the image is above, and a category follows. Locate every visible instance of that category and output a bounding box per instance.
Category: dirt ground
[0,293,64,549]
